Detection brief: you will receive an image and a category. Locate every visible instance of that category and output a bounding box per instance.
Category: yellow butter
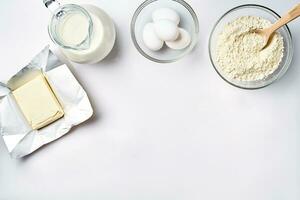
[12,73,64,130]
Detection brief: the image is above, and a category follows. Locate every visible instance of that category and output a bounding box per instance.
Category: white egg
[143,23,164,51]
[166,28,191,50]
[152,8,180,25]
[154,20,179,42]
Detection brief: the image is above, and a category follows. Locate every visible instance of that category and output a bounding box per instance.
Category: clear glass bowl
[209,4,293,89]
[131,0,199,63]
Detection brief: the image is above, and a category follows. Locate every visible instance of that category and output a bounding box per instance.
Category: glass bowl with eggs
[209,4,293,89]
[131,0,199,63]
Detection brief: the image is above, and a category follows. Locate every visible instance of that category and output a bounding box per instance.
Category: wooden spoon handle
[268,4,300,34]
[288,3,300,18]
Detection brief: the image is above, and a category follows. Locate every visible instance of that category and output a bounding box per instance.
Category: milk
[57,5,116,64]
[59,13,90,46]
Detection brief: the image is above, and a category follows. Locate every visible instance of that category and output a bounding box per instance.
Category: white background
[0,0,300,199]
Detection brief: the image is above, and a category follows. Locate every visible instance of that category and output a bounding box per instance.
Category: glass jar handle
[43,0,61,14]
[44,0,66,19]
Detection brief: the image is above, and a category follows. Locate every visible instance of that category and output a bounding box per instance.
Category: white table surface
[1,0,300,199]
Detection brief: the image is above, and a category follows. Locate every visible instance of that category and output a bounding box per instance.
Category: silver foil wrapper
[0,46,93,158]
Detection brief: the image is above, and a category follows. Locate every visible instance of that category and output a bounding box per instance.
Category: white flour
[216,16,284,81]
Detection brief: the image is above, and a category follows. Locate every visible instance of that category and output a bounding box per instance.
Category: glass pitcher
[44,0,116,64]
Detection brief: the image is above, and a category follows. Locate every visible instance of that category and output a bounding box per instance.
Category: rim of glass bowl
[130,0,199,63]
[208,4,294,90]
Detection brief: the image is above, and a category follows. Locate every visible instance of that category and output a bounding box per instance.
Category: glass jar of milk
[44,0,116,64]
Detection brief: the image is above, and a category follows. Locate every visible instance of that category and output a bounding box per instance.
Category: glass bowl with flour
[209,5,293,89]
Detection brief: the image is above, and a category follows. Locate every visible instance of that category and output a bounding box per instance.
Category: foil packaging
[0,46,93,158]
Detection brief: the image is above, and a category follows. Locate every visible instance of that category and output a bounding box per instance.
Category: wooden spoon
[254,3,300,49]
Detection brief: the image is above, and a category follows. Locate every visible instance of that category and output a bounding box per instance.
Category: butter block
[12,73,64,130]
